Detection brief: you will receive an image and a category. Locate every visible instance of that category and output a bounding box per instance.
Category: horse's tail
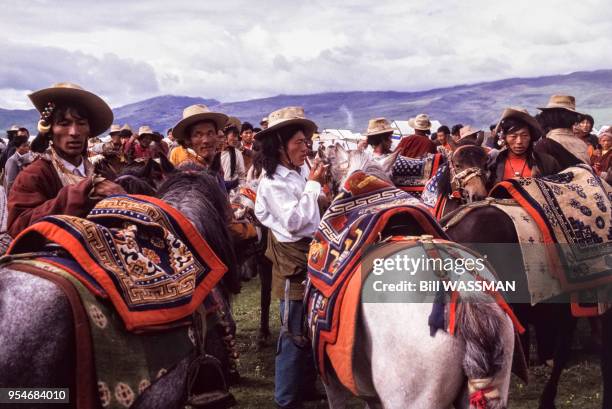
[457,298,510,409]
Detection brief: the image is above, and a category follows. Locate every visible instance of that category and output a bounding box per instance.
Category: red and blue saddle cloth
[391,153,446,200]
[420,160,453,219]
[6,194,228,331]
[305,171,448,394]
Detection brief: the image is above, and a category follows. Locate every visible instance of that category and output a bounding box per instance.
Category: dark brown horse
[443,203,611,409]
[421,143,490,220]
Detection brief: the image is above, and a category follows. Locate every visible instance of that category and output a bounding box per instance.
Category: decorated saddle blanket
[3,257,201,409]
[306,171,448,395]
[7,194,228,331]
[391,153,445,198]
[421,161,453,219]
[490,165,612,294]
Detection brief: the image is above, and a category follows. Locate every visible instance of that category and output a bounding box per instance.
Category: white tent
[314,128,361,149]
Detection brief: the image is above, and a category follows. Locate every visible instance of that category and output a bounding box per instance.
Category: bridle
[447,145,488,200]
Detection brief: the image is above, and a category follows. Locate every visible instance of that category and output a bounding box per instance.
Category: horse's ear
[475,130,485,146]
[380,150,399,173]
[158,153,176,174]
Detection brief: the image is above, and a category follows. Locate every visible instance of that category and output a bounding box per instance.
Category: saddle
[2,194,235,408]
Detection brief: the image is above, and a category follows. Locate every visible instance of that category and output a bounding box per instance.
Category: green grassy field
[230,278,603,408]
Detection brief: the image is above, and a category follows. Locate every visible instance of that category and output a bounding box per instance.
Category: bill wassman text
[372,280,516,293]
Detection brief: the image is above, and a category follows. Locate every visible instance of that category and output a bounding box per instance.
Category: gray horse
[0,170,238,409]
[322,146,515,409]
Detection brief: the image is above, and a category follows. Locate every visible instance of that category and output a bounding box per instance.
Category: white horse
[319,146,516,409]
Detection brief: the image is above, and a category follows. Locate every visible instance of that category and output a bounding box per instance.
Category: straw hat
[137,125,162,142]
[408,114,432,131]
[254,106,316,141]
[538,95,582,114]
[459,125,480,140]
[493,107,543,140]
[120,124,133,136]
[173,104,228,144]
[225,116,242,131]
[364,117,394,137]
[109,124,121,134]
[260,116,268,125]
[28,82,113,137]
[6,125,20,134]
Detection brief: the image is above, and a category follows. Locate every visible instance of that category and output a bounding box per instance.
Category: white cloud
[0,0,611,108]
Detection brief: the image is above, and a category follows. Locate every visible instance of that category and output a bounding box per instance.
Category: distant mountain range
[2,69,612,135]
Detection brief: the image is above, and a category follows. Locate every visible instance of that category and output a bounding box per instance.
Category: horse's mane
[157,171,240,294]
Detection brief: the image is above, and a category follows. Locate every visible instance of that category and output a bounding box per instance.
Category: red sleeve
[7,160,97,238]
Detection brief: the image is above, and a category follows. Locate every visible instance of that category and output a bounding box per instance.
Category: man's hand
[93,179,126,197]
[308,162,328,185]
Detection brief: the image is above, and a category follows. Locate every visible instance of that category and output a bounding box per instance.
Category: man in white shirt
[364,117,394,164]
[253,106,326,409]
[220,125,246,190]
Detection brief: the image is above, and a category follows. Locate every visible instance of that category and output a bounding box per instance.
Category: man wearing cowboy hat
[170,104,227,168]
[395,113,437,158]
[253,106,326,409]
[124,125,165,163]
[260,116,269,130]
[488,108,561,187]
[7,82,125,238]
[364,117,394,163]
[89,124,128,179]
[534,95,591,169]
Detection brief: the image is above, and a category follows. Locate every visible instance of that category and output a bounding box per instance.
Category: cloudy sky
[1,0,611,109]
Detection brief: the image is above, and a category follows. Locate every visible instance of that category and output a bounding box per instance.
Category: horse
[324,143,490,220]
[0,170,239,409]
[318,152,516,408]
[442,198,612,409]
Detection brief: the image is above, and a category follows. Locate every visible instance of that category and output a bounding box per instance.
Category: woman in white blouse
[254,106,326,409]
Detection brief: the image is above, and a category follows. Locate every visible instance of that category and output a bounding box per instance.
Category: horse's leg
[601,308,612,409]
[258,252,272,342]
[538,304,577,409]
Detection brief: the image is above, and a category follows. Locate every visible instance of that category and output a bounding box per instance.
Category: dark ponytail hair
[260,125,302,179]
[535,109,580,135]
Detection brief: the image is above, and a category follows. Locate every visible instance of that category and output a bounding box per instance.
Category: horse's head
[325,143,394,194]
[449,144,489,202]
[119,157,176,190]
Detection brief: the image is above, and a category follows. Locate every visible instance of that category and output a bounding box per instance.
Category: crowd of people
[1,81,610,408]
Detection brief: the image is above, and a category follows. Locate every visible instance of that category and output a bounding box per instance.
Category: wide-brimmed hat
[120,124,133,137]
[173,104,228,144]
[28,82,113,137]
[254,106,317,141]
[225,116,242,131]
[6,125,20,134]
[109,124,121,134]
[137,125,162,142]
[494,107,543,141]
[260,116,268,125]
[408,113,432,131]
[459,125,481,140]
[364,117,394,137]
[538,94,582,115]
